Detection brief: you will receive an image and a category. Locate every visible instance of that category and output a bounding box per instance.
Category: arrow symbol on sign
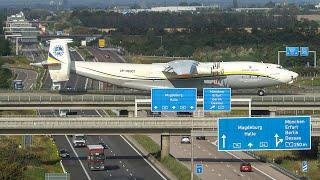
[274,134,283,148]
[210,105,215,109]
[172,106,176,109]
[154,106,158,109]
[190,106,194,109]
[221,134,226,148]
[248,143,253,148]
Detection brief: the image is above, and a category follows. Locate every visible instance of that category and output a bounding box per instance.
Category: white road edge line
[65,135,92,180]
[60,160,66,173]
[211,142,276,180]
[120,135,168,180]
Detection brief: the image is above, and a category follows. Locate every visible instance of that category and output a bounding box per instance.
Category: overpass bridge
[1,93,320,112]
[0,116,319,136]
[0,116,319,159]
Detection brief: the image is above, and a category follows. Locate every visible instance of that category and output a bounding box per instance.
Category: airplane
[30,39,298,96]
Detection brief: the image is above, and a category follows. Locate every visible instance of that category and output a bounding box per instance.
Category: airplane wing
[163,60,199,78]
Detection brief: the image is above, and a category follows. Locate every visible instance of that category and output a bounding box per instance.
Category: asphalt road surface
[150,135,291,180]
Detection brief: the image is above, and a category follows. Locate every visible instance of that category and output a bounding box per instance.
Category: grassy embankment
[0,56,45,90]
[0,110,63,179]
[254,150,319,179]
[132,135,200,180]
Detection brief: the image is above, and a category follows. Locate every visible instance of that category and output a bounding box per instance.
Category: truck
[87,145,105,170]
[72,134,87,147]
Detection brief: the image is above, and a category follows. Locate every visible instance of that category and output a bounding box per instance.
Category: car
[240,162,252,172]
[59,149,70,158]
[98,141,109,149]
[65,86,75,91]
[196,136,205,140]
[181,136,191,144]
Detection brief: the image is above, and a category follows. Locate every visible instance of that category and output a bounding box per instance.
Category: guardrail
[0,117,318,135]
[2,94,320,103]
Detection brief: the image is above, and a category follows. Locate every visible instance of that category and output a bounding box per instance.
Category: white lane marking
[120,135,167,180]
[60,160,66,173]
[85,78,89,90]
[65,135,91,180]
[95,110,102,117]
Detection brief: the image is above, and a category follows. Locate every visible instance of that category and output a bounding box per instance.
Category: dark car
[196,136,206,140]
[240,162,252,172]
[98,141,109,149]
[59,149,70,158]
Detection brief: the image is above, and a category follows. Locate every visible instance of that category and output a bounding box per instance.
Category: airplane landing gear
[257,89,265,96]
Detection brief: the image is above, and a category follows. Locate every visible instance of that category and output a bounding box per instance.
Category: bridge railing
[2,94,320,103]
[0,117,216,129]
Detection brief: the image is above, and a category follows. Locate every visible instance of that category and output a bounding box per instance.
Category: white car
[181,136,191,144]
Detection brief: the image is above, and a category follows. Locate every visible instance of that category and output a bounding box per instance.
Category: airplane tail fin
[47,39,73,84]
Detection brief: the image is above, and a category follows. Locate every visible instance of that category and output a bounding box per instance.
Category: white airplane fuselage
[30,39,299,94]
[71,61,298,90]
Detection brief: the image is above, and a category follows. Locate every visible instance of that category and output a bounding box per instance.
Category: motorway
[42,48,166,180]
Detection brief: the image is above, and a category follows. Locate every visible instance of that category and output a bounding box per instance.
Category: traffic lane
[170,136,269,180]
[99,135,165,180]
[88,135,137,180]
[78,110,165,180]
[54,135,89,180]
[104,49,127,63]
[86,47,113,63]
[225,150,292,180]
[150,135,270,180]
[13,68,38,89]
[65,135,114,180]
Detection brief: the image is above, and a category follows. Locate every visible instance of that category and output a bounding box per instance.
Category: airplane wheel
[257,90,265,96]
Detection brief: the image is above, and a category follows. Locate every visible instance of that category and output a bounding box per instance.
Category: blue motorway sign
[203,88,231,111]
[151,88,197,112]
[300,47,309,57]
[195,164,203,174]
[286,47,299,57]
[218,116,311,151]
[301,161,308,172]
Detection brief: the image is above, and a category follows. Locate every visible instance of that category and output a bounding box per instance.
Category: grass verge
[254,150,319,179]
[132,135,199,180]
[21,135,62,180]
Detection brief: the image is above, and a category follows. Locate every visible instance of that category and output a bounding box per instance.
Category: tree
[179,2,188,6]
[189,2,201,6]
